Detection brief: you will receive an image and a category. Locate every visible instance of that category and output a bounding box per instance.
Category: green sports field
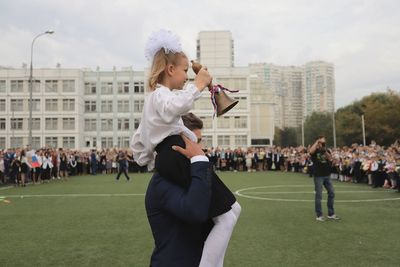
[1,171,399,267]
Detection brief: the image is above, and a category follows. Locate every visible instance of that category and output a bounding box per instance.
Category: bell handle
[191,60,213,90]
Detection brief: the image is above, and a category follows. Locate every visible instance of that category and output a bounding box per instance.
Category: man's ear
[166,64,175,76]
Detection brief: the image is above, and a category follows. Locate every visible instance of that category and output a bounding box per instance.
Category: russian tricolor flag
[31,155,41,168]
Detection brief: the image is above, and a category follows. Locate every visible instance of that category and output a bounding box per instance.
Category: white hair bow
[144,29,182,61]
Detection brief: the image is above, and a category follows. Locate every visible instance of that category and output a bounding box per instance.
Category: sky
[0,0,399,108]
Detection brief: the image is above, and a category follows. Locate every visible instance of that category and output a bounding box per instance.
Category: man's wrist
[191,155,209,163]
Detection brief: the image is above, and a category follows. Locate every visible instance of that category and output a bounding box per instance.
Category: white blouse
[131,83,201,170]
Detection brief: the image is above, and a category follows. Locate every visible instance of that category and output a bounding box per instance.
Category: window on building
[133,81,144,93]
[199,116,212,129]
[32,118,40,130]
[195,98,212,110]
[251,139,270,146]
[45,137,58,148]
[62,136,75,149]
[0,137,5,149]
[202,135,213,148]
[84,119,97,131]
[32,137,41,149]
[11,99,24,112]
[217,135,230,147]
[63,99,75,111]
[10,80,24,93]
[235,135,247,147]
[234,97,247,109]
[0,80,5,93]
[84,101,96,112]
[45,118,58,130]
[118,100,129,112]
[217,116,230,129]
[0,118,6,130]
[62,118,75,130]
[101,137,113,148]
[133,100,144,113]
[118,118,129,130]
[133,118,141,129]
[234,116,247,128]
[117,136,130,148]
[232,78,247,90]
[101,100,113,113]
[32,80,41,93]
[31,99,40,112]
[101,82,113,94]
[84,82,96,94]
[10,137,23,148]
[62,80,75,92]
[117,82,129,94]
[11,118,23,130]
[45,80,58,93]
[0,99,5,112]
[45,99,58,111]
[101,119,113,131]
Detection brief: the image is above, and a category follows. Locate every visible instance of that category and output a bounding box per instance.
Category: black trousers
[116,168,130,180]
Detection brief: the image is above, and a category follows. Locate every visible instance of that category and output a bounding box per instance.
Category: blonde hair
[148,49,187,91]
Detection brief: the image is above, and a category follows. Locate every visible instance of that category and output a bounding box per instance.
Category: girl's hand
[194,67,212,92]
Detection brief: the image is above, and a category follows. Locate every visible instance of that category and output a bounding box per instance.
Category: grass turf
[0,171,399,267]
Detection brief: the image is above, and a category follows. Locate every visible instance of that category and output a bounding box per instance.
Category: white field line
[244,190,388,194]
[1,193,145,198]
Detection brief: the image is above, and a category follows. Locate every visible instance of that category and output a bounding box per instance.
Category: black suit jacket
[146,161,213,267]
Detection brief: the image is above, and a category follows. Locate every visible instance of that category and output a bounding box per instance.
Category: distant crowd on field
[0,140,399,192]
[0,145,142,186]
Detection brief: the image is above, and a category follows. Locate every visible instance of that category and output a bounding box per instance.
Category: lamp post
[361,114,366,146]
[28,30,54,147]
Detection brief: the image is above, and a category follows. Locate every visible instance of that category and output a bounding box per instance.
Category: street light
[361,114,366,146]
[29,30,54,146]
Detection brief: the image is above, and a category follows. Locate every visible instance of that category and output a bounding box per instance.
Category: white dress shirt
[131,83,202,170]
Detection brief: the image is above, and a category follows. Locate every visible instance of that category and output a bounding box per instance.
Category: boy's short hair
[182,112,203,131]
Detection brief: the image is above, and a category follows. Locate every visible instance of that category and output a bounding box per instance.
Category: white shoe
[316,216,325,222]
[327,214,341,220]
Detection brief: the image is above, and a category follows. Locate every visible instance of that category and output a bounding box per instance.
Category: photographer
[309,136,340,222]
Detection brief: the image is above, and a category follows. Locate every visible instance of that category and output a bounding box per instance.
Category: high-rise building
[303,61,335,118]
[250,63,303,129]
[197,31,234,68]
[196,31,274,147]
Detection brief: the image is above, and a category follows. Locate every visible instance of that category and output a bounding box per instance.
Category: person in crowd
[59,153,68,179]
[90,150,97,175]
[0,153,5,184]
[115,150,130,181]
[42,151,53,183]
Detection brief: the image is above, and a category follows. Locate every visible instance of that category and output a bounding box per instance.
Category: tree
[335,90,400,146]
[273,127,300,147]
[303,112,334,147]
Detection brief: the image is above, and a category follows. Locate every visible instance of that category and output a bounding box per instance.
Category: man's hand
[172,134,205,159]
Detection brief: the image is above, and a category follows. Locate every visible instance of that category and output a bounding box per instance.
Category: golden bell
[191,60,239,117]
[214,88,239,117]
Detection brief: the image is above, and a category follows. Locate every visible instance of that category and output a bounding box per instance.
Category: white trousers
[199,201,241,267]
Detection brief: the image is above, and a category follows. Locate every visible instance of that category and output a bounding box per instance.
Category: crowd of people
[0,146,141,186]
[203,141,400,191]
[0,141,399,191]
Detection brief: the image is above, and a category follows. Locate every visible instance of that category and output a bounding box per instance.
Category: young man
[145,130,212,267]
[115,150,130,181]
[309,136,340,222]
